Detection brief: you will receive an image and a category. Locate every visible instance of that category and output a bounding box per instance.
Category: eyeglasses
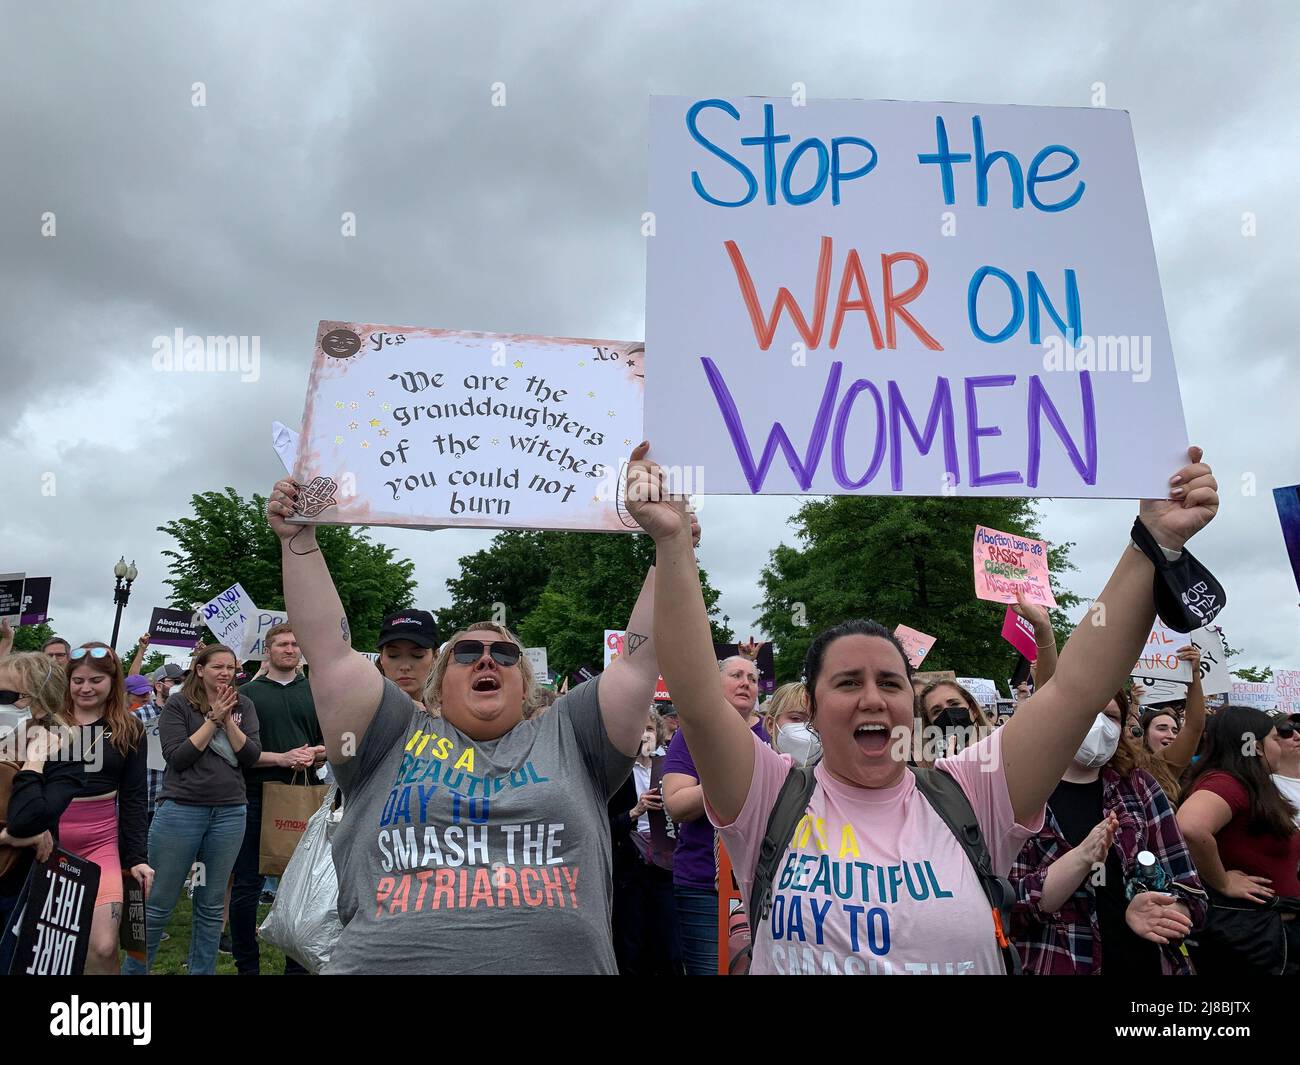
[452,640,521,667]
[69,647,112,661]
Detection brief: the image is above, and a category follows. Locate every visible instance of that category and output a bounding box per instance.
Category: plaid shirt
[132,701,163,816]
[1010,767,1208,975]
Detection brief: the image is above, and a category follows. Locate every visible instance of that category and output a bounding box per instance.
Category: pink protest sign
[972,525,1057,607]
[1000,607,1038,661]
[893,625,936,668]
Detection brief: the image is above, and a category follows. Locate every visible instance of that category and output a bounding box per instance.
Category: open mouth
[472,675,501,694]
[853,722,891,756]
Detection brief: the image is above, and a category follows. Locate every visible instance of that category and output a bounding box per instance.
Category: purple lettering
[964,374,1023,487]
[888,377,959,491]
[1026,371,1097,487]
[831,378,885,489]
[701,356,838,492]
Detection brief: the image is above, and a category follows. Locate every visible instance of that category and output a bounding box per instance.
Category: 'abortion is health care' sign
[645,96,1188,498]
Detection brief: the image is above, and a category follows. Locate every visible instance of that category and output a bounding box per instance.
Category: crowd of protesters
[2,443,1298,976]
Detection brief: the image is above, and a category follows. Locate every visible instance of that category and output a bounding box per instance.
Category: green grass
[147,895,289,975]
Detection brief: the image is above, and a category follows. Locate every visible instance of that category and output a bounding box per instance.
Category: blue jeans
[673,885,718,976]
[122,801,245,975]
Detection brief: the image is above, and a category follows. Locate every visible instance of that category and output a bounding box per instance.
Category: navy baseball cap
[378,609,439,650]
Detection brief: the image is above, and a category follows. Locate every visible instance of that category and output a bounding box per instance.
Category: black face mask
[933,707,972,729]
[1130,518,1226,633]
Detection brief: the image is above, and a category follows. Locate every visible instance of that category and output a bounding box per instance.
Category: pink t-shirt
[709,728,1044,975]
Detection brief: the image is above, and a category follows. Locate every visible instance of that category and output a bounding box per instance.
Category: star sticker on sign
[378,428,390,438]
[369,418,381,427]
[513,359,524,368]
[607,410,615,417]
[348,421,358,430]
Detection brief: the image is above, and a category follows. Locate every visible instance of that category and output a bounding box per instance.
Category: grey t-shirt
[326,675,632,974]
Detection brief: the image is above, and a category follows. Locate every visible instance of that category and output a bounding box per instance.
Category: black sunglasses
[0,689,27,706]
[1278,725,1296,739]
[452,640,521,667]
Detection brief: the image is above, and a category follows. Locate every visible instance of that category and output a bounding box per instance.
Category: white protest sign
[199,582,256,654]
[143,715,166,773]
[1189,625,1231,696]
[956,677,1000,707]
[1130,676,1186,705]
[292,323,645,533]
[1275,669,1300,715]
[1228,682,1278,711]
[645,96,1187,499]
[240,606,289,661]
[1131,620,1194,682]
[524,647,549,681]
[604,629,625,669]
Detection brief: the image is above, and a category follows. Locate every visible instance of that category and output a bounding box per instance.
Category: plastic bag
[258,785,343,974]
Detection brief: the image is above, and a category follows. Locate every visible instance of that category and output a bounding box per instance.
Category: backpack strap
[747,765,818,932]
[911,765,1022,975]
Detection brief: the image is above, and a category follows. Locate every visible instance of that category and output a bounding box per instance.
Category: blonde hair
[1,652,72,729]
[763,682,810,737]
[425,621,536,718]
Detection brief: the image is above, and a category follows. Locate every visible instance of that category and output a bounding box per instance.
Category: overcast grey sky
[2,1,1296,678]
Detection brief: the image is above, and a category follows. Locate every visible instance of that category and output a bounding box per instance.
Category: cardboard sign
[1229,682,1279,711]
[9,848,100,976]
[1190,625,1231,697]
[894,624,936,668]
[148,607,202,649]
[524,647,549,681]
[1275,669,1300,715]
[292,323,646,533]
[913,669,957,687]
[972,526,1056,606]
[1000,606,1039,661]
[1274,484,1300,597]
[645,96,1188,500]
[956,676,1000,707]
[19,577,51,626]
[199,582,256,653]
[1131,619,1194,681]
[0,573,25,626]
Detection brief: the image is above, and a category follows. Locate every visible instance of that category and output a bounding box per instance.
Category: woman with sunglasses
[59,642,151,974]
[266,453,681,974]
[1271,714,1300,830]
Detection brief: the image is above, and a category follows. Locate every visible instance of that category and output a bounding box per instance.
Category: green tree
[1230,665,1272,682]
[10,621,57,652]
[756,496,1079,689]
[438,530,732,680]
[158,488,417,653]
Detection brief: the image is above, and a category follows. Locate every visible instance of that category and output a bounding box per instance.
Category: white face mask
[775,722,822,767]
[1074,714,1121,769]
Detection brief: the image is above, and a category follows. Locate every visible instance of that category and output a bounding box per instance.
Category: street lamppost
[110,557,138,649]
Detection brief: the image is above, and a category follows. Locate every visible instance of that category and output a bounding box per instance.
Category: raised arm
[127,634,150,677]
[1012,592,1058,688]
[598,567,660,757]
[267,480,383,762]
[1000,448,1219,825]
[0,619,13,658]
[1161,645,1205,770]
[625,444,754,826]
